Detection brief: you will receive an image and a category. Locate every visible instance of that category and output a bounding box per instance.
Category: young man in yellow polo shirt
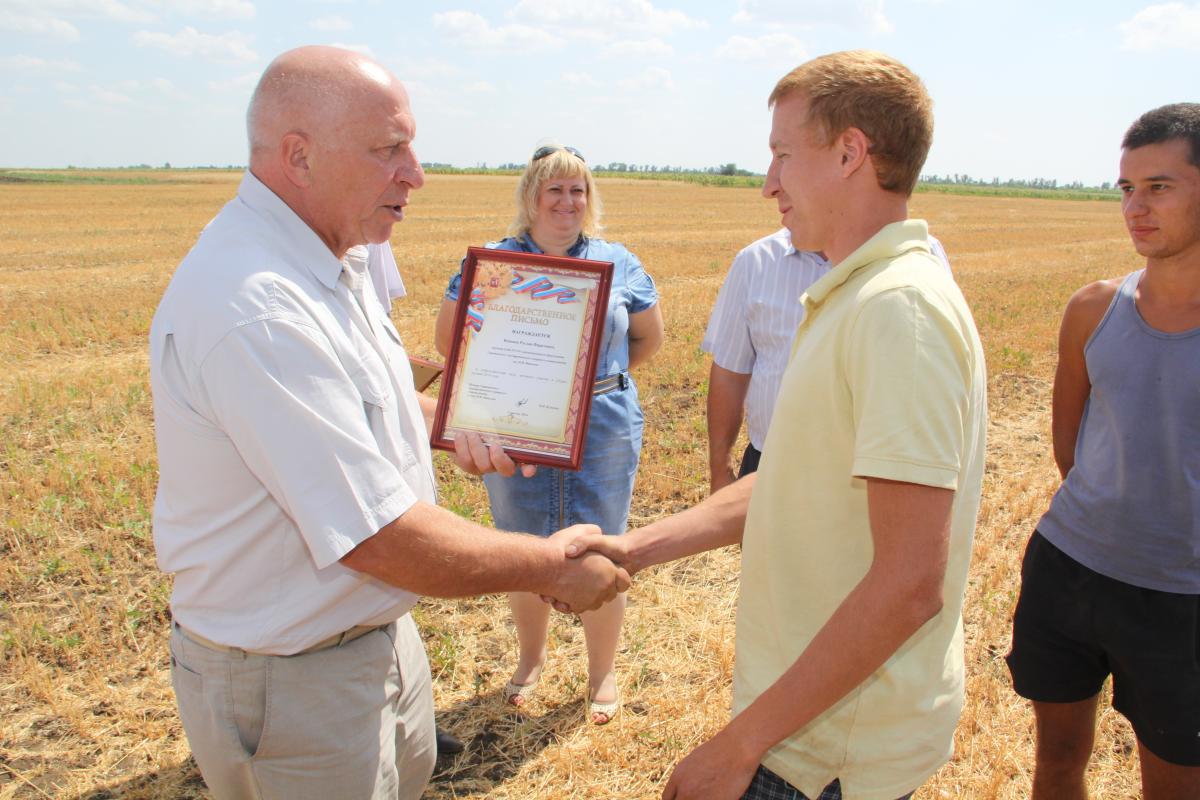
[566,50,986,800]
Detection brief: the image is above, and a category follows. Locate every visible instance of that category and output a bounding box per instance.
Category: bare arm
[627,304,664,369]
[706,363,751,493]
[433,297,457,358]
[565,474,755,577]
[1051,280,1118,478]
[340,503,626,611]
[417,391,436,435]
[661,478,953,798]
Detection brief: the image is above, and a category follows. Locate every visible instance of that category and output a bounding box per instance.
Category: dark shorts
[1007,531,1200,766]
[738,443,762,478]
[740,766,913,800]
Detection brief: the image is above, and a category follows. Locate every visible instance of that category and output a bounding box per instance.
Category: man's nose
[396,152,424,189]
[1124,188,1147,217]
[762,171,779,199]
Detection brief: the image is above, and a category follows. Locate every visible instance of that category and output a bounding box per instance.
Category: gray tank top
[1039,269,1200,593]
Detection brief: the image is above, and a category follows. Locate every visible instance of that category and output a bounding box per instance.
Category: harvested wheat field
[0,171,1142,799]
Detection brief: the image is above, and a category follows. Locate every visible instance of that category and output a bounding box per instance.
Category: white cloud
[394,58,462,81]
[619,65,674,90]
[1119,3,1200,50]
[508,0,705,37]
[27,0,155,24]
[309,14,351,31]
[604,37,673,57]
[206,70,259,92]
[0,10,81,40]
[462,81,496,93]
[163,0,256,18]
[716,32,807,63]
[70,0,154,23]
[0,54,83,72]
[53,80,80,92]
[733,0,892,35]
[133,26,258,62]
[433,10,562,52]
[561,70,600,86]
[90,85,136,105]
[145,76,186,96]
[327,41,374,56]
[0,0,255,36]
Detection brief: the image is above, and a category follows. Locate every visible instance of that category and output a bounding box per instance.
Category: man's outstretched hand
[541,525,630,613]
[540,527,640,612]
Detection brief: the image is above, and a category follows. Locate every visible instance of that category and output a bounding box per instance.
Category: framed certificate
[431,247,613,470]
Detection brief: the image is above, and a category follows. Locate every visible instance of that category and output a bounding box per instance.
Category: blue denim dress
[444,233,658,536]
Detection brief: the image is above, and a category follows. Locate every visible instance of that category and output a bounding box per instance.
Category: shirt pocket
[347,341,393,409]
[347,348,419,473]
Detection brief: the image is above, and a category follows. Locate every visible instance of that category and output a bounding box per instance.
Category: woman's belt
[593,373,628,395]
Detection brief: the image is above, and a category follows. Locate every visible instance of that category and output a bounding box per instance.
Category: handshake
[539,524,641,614]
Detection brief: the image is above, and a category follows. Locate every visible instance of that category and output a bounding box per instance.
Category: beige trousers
[169,615,436,800]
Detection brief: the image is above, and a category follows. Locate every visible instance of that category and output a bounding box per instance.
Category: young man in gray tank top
[1007,103,1200,799]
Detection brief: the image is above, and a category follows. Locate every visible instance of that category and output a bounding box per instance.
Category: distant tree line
[47,163,1115,193]
[594,162,757,177]
[430,161,758,177]
[422,163,1114,192]
[920,173,1117,193]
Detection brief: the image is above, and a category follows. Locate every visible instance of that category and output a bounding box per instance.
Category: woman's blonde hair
[508,147,603,238]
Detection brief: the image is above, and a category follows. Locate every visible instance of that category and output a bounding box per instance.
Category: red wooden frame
[430,247,613,470]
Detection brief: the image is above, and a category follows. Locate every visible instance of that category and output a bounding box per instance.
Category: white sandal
[503,666,542,707]
[588,688,620,725]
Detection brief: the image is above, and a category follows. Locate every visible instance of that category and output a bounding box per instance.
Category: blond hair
[769,50,932,196]
[508,147,603,238]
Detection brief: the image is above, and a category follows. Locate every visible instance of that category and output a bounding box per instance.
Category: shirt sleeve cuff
[851,456,959,490]
[445,272,463,301]
[310,485,419,569]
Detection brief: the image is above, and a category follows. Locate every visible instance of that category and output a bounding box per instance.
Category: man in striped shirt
[702,228,951,493]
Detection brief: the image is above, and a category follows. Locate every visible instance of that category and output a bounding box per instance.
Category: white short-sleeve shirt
[150,172,436,655]
[702,228,952,449]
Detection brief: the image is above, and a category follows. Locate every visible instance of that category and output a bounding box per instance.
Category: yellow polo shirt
[733,220,987,800]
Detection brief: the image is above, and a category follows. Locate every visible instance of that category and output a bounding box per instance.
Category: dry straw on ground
[1,172,1142,798]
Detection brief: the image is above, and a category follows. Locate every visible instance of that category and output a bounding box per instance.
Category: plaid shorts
[741,766,914,800]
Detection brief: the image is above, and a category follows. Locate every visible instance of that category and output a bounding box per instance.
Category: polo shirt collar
[237,170,346,291]
[802,219,930,307]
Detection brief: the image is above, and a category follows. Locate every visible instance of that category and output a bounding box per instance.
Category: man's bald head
[246,45,400,162]
[242,45,423,259]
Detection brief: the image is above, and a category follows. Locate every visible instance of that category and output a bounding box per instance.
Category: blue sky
[1,0,1197,185]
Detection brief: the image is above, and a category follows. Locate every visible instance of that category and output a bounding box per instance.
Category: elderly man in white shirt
[150,46,627,800]
[702,227,952,492]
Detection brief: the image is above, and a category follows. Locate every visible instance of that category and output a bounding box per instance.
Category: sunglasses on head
[532,145,585,163]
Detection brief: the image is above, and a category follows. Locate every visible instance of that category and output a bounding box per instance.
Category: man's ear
[280,131,313,188]
[837,127,871,178]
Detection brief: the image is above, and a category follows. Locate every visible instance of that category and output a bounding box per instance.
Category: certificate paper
[431,247,613,470]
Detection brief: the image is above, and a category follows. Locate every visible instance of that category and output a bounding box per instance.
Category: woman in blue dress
[434,144,663,724]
